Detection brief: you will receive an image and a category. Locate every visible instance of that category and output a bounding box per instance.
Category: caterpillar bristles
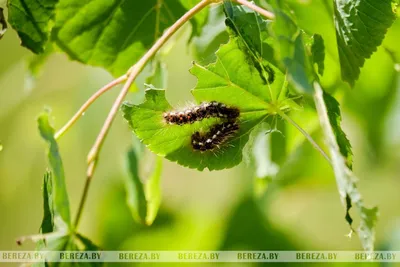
[163,101,240,125]
[191,121,239,152]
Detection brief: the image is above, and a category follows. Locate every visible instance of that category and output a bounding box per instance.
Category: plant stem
[73,161,96,228]
[278,110,332,165]
[73,0,213,229]
[233,0,275,19]
[54,74,128,140]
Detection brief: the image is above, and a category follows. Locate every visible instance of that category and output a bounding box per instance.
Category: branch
[54,74,127,140]
[233,0,275,19]
[73,0,213,228]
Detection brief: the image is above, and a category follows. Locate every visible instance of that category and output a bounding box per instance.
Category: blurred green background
[1,0,400,266]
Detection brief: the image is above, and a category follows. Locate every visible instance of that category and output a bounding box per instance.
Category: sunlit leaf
[323,91,353,169]
[125,137,163,225]
[51,0,202,76]
[223,1,284,100]
[37,111,71,228]
[334,0,396,86]
[314,82,378,251]
[144,156,163,225]
[122,34,295,170]
[125,147,148,224]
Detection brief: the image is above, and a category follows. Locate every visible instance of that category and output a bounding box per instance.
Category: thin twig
[73,0,213,229]
[73,161,95,228]
[54,74,127,140]
[278,111,332,165]
[233,0,275,19]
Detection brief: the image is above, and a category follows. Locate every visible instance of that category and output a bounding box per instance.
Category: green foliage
[223,1,277,70]
[125,145,163,225]
[323,91,353,169]
[122,34,293,170]
[7,0,57,53]
[40,172,55,234]
[5,0,399,256]
[311,34,325,76]
[52,0,188,76]
[126,147,147,224]
[315,84,378,252]
[122,3,306,171]
[268,0,315,94]
[6,0,205,76]
[36,111,102,265]
[334,0,396,86]
[38,111,71,228]
[144,157,163,225]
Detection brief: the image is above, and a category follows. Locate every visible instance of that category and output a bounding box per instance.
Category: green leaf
[32,172,69,267]
[40,171,55,234]
[224,1,274,63]
[34,171,55,257]
[38,111,71,229]
[311,34,325,76]
[123,35,295,170]
[33,171,68,267]
[323,91,353,169]
[144,156,163,225]
[334,0,396,86]
[125,147,148,224]
[0,7,7,40]
[76,233,101,251]
[268,0,315,94]
[7,0,58,53]
[223,1,283,100]
[314,82,378,252]
[125,139,163,225]
[51,0,200,76]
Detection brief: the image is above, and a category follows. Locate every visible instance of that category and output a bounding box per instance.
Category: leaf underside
[7,0,58,53]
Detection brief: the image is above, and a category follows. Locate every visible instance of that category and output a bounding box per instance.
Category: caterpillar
[163,101,240,125]
[191,121,240,151]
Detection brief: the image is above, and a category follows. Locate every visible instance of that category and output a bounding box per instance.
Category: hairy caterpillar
[191,121,239,151]
[163,101,240,125]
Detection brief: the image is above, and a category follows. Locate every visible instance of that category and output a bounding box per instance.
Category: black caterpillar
[191,121,239,151]
[163,101,239,125]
